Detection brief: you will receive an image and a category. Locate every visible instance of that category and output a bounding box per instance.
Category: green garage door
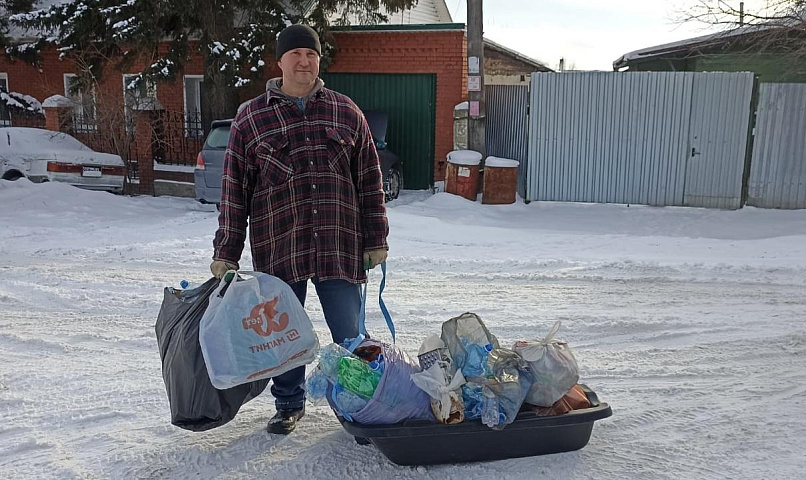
[321,73,436,190]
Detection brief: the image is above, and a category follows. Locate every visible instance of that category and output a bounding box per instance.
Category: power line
[452,0,463,20]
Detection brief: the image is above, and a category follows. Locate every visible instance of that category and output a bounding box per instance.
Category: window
[183,75,204,138]
[123,74,157,133]
[64,74,97,132]
[0,73,10,126]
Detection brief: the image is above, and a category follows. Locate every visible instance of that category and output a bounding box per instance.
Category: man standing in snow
[210,24,389,435]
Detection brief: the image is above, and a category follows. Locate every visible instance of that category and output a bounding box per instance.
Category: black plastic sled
[339,384,612,466]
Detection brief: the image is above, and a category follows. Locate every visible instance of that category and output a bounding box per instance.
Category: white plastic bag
[513,320,579,407]
[199,271,319,389]
[411,363,466,424]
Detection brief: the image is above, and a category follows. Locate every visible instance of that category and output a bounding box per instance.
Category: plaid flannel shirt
[213,86,389,284]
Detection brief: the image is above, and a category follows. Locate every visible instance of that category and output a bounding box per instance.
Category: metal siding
[528,72,690,205]
[321,73,437,190]
[485,85,529,197]
[527,71,753,207]
[748,84,806,209]
[684,73,754,209]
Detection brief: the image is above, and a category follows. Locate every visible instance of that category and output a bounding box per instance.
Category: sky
[449,0,765,71]
[1,180,805,478]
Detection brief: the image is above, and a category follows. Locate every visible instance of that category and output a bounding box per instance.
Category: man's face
[278,48,320,88]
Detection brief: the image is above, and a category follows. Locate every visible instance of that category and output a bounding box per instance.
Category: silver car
[194,119,231,209]
[0,127,125,193]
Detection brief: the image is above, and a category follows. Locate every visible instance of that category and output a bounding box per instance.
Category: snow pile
[447,150,482,166]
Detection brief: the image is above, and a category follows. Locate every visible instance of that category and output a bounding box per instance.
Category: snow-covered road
[1,180,804,479]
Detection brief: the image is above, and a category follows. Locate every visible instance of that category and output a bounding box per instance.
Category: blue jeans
[270,277,362,410]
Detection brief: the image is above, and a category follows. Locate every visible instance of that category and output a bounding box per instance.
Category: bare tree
[679,1,806,64]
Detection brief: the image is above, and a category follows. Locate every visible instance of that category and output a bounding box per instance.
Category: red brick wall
[0,31,467,186]
[328,30,467,182]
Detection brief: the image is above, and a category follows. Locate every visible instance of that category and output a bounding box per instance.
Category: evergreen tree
[2,0,416,121]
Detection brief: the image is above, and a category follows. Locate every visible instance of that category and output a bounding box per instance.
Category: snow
[485,156,519,168]
[1,181,805,479]
[153,162,195,173]
[42,94,72,108]
[447,149,482,166]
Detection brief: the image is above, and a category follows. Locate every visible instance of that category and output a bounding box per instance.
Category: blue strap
[335,262,394,420]
[378,262,395,341]
[347,261,394,352]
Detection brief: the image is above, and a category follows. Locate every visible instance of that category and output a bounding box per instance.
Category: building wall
[627,54,806,83]
[483,47,545,76]
[693,54,806,83]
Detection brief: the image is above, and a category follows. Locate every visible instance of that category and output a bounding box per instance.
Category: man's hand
[210,259,239,278]
[363,249,388,270]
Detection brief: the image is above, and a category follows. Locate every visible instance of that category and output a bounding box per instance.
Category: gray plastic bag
[155,277,269,432]
[441,312,500,374]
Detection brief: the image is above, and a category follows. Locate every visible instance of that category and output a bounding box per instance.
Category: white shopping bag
[199,271,319,389]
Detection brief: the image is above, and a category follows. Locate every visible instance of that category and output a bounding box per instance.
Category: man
[210,24,389,435]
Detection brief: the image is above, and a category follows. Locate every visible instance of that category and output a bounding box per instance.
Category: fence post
[42,95,74,132]
[134,108,159,196]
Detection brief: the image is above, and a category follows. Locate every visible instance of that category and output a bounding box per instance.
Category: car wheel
[386,166,401,201]
[3,171,23,181]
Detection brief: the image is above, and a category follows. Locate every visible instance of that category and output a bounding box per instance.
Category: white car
[0,127,125,193]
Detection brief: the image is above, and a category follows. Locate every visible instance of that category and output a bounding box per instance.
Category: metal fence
[747,83,806,209]
[5,109,46,128]
[526,71,754,208]
[153,110,205,166]
[485,84,529,197]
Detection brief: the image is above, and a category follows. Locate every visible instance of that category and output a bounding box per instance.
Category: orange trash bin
[445,150,482,201]
[482,156,520,205]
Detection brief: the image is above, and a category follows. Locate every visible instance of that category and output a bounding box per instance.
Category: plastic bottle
[304,370,330,403]
[481,388,501,428]
[461,382,485,420]
[338,356,382,398]
[462,342,493,378]
[333,383,369,413]
[317,343,355,381]
[368,354,385,375]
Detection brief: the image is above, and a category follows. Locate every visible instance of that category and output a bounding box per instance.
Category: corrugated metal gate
[525,72,754,208]
[321,73,436,190]
[485,84,529,197]
[747,83,806,209]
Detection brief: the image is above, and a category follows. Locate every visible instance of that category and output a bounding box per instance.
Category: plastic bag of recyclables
[199,271,319,390]
[439,312,534,430]
[306,339,435,425]
[513,320,580,407]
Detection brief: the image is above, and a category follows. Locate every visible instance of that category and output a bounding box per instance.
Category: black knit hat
[276,24,321,59]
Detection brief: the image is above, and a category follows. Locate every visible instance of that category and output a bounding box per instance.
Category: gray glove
[210,259,238,278]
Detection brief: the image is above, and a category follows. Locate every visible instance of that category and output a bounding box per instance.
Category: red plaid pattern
[213,87,389,284]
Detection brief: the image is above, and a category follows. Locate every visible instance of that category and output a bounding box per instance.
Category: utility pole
[739,1,745,26]
[467,0,486,159]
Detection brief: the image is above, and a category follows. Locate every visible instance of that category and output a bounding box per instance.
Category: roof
[613,9,806,70]
[613,25,768,70]
[484,37,551,71]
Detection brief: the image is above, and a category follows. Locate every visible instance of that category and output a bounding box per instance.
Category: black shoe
[266,407,305,435]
